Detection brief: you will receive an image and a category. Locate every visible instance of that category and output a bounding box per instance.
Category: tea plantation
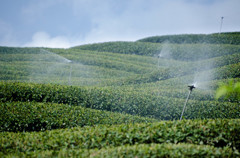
[1,33,240,157]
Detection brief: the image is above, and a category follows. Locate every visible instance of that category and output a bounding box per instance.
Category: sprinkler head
[188,85,195,91]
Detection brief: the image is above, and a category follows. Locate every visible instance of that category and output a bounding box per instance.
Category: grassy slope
[137,32,240,44]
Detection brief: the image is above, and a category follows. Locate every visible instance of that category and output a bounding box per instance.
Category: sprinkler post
[180,85,195,120]
[219,16,224,34]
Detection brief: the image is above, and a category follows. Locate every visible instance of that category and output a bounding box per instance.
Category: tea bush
[2,143,238,157]
[138,33,240,45]
[0,101,156,132]
[73,41,240,61]
[1,82,240,120]
[1,119,240,154]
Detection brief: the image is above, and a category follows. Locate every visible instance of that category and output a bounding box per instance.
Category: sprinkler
[180,84,195,120]
[188,85,195,91]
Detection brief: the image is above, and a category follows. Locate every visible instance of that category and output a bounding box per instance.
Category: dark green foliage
[1,119,240,154]
[138,32,240,45]
[88,143,239,158]
[1,82,239,120]
[72,41,160,56]
[165,44,240,61]
[0,46,41,54]
[0,101,156,132]
[1,33,240,157]
[213,63,240,81]
[2,143,238,157]
[216,80,240,103]
[72,41,240,61]
[0,82,87,104]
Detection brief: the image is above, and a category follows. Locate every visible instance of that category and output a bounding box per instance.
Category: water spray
[68,60,72,85]
[157,54,161,68]
[180,84,196,120]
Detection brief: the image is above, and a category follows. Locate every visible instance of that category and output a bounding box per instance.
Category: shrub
[1,82,240,120]
[1,119,240,154]
[0,101,156,132]
[2,143,239,157]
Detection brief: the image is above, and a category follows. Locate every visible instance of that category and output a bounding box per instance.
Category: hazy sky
[0,0,239,48]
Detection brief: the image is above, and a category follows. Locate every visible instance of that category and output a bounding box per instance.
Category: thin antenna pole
[180,90,192,120]
[219,17,224,34]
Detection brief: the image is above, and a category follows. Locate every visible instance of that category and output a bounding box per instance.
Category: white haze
[157,41,217,90]
[159,41,171,59]
[192,47,215,90]
[27,49,99,86]
[23,32,74,48]
[39,49,72,63]
[28,49,73,84]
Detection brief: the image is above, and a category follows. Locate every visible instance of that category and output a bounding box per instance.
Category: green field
[1,33,240,157]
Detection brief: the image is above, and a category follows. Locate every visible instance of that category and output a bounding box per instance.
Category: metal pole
[219,17,224,34]
[180,90,192,120]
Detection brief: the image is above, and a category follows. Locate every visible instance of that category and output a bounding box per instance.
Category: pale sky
[0,0,239,48]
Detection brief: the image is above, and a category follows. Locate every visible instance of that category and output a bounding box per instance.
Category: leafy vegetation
[0,32,240,156]
[0,101,156,132]
[1,82,239,120]
[2,143,238,158]
[73,42,240,61]
[138,32,240,45]
[216,80,240,102]
[1,119,240,155]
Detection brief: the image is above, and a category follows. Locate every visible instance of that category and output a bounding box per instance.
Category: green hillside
[138,32,240,44]
[0,32,240,157]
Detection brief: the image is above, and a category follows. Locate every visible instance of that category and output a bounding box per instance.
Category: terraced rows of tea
[1,33,240,157]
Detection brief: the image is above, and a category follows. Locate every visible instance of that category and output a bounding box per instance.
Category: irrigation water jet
[157,54,161,68]
[68,60,72,85]
[180,84,196,120]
